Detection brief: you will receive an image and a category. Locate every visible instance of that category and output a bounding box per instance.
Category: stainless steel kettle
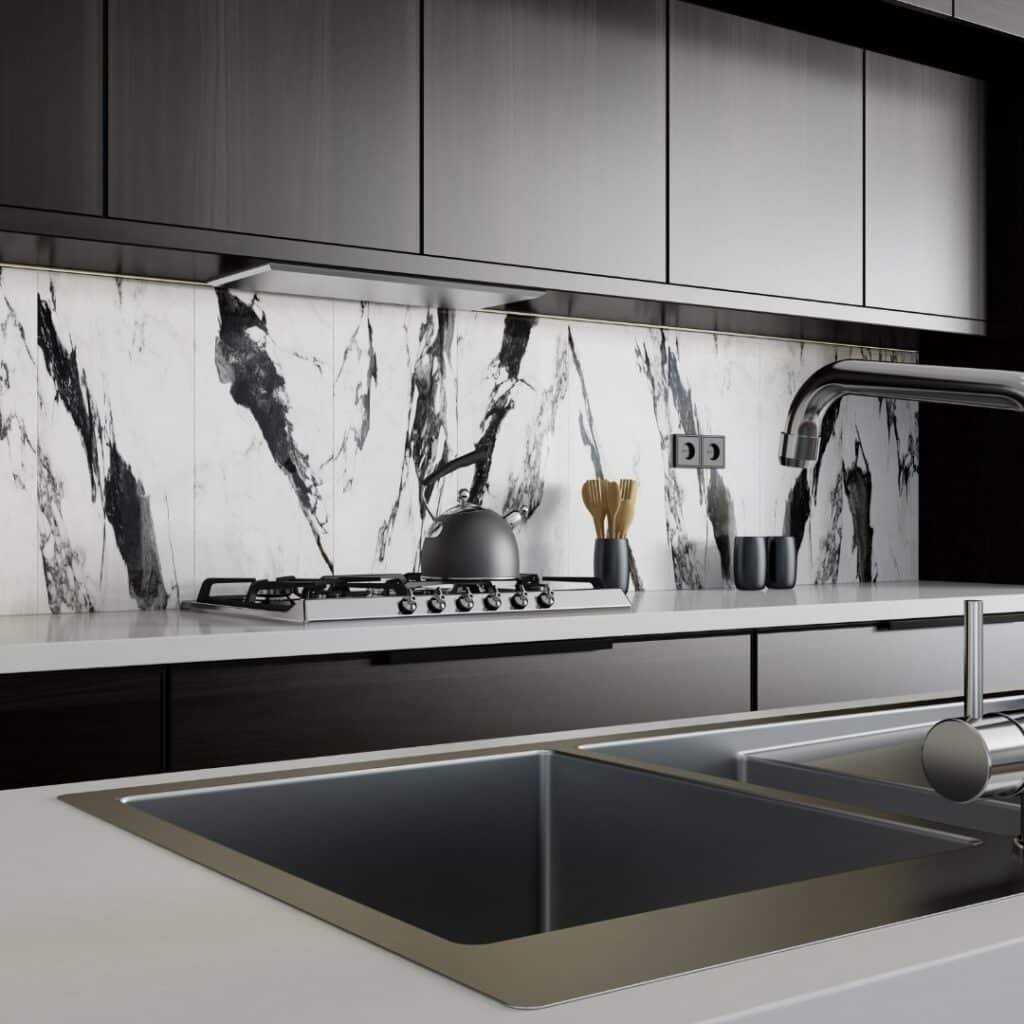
[419,448,527,578]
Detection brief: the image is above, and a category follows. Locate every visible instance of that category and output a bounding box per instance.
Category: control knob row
[397,590,555,614]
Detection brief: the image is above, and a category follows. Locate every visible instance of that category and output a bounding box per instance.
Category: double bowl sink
[64,696,1024,1008]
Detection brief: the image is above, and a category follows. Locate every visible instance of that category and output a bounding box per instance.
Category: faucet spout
[778,359,1024,467]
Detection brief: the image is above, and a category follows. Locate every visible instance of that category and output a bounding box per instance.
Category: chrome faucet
[778,359,1024,468]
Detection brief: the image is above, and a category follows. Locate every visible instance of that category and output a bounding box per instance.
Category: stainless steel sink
[121,750,966,944]
[586,696,1024,836]
[63,704,1024,1008]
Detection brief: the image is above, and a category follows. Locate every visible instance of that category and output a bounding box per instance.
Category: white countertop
[5,708,1024,1023]
[2,582,1024,675]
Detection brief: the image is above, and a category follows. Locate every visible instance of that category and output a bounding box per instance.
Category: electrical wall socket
[701,435,726,469]
[670,434,701,468]
[670,433,726,469]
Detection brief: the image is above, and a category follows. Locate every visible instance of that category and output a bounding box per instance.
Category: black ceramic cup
[767,536,798,589]
[594,539,630,592]
[733,536,767,590]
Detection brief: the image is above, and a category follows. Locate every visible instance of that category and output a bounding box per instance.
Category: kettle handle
[419,447,490,519]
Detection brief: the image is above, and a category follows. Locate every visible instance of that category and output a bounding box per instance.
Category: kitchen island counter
[2,581,1024,675]
[5,706,1024,1023]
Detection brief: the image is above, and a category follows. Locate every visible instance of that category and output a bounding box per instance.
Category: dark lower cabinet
[0,668,161,790]
[170,637,750,771]
[757,620,1024,710]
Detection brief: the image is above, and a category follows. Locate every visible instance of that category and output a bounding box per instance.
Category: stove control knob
[397,597,417,615]
[483,594,502,611]
[427,595,447,614]
[510,592,529,610]
[455,594,475,613]
[537,590,555,609]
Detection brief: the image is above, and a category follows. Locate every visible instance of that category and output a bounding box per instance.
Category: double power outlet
[671,434,726,470]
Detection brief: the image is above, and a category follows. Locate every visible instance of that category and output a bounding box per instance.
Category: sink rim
[60,698,1024,1010]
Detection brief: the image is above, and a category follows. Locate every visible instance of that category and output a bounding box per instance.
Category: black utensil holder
[594,539,630,592]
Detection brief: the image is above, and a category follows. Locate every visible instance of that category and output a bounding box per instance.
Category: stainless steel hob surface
[181,573,631,623]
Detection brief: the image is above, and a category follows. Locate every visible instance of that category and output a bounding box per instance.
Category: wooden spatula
[613,479,638,539]
[581,479,605,538]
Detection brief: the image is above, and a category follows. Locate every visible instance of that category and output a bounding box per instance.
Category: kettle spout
[504,506,529,529]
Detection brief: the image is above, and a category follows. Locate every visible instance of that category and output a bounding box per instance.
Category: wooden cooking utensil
[602,480,620,539]
[581,479,605,538]
[614,479,638,539]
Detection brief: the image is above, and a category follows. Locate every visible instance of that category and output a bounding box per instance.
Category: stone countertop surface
[1,582,1024,675]
[4,707,1024,1023]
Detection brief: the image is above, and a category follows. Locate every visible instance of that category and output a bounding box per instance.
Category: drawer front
[171,636,751,771]
[0,668,162,789]
[758,622,1024,710]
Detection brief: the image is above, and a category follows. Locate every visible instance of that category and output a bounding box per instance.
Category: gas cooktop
[181,573,631,624]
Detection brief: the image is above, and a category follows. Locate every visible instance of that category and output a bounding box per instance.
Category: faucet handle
[964,599,984,722]
[923,597,1024,802]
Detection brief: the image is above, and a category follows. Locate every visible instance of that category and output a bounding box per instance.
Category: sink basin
[63,724,1024,1008]
[123,750,966,944]
[743,727,1023,836]
[584,700,1024,837]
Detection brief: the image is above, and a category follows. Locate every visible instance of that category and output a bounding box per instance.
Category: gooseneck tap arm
[779,360,1024,467]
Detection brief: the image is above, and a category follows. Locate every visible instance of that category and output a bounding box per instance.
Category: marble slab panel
[567,323,759,590]
[333,302,460,574]
[195,288,333,580]
[760,341,919,584]
[0,267,39,615]
[456,312,571,577]
[36,272,195,612]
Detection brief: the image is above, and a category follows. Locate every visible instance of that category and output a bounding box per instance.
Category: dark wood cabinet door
[0,0,102,214]
[424,0,666,280]
[171,637,750,771]
[0,669,161,789]
[957,0,1024,37]
[108,0,420,251]
[899,0,952,13]
[865,52,985,320]
[669,2,863,304]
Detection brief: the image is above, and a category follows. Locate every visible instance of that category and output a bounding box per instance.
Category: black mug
[733,536,767,590]
[594,539,630,592]
[767,536,798,589]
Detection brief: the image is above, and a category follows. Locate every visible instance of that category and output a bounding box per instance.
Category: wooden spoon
[581,479,605,538]
[602,479,621,539]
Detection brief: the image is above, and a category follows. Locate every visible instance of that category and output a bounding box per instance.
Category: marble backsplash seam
[0,266,919,614]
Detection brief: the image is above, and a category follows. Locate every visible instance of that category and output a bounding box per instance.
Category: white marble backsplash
[0,265,919,614]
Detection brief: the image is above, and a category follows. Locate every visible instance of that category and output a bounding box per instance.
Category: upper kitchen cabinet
[424,0,666,281]
[669,3,863,305]
[865,53,985,320]
[0,0,102,214]
[957,0,1024,37]
[899,1,953,13]
[108,0,420,252]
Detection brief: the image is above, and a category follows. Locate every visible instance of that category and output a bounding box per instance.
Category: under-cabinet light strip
[1,260,917,355]
[470,307,919,356]
[0,260,204,289]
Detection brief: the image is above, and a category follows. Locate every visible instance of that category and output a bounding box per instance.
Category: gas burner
[182,573,630,623]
